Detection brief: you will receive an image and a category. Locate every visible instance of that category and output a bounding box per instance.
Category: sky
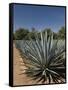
[13,4,65,32]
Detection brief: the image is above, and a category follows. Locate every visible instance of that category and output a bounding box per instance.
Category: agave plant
[16,31,66,84]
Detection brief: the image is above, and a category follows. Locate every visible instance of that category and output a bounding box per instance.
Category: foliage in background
[14,28,29,40]
[13,26,65,40]
[58,27,65,39]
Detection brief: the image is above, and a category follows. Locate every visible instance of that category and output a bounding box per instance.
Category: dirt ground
[13,44,42,86]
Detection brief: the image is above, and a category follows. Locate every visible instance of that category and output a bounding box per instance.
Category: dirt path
[13,44,42,86]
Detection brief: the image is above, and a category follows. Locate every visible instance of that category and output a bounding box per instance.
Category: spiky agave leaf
[15,31,66,84]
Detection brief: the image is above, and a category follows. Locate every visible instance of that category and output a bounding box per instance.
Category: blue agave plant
[15,31,66,84]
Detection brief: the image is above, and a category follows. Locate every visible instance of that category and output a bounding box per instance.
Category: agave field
[14,31,66,84]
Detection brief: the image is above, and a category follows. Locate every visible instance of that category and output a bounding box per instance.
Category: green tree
[53,32,58,39]
[58,27,65,39]
[14,28,29,40]
[27,27,37,40]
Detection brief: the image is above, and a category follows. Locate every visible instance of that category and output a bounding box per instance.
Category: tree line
[13,26,65,40]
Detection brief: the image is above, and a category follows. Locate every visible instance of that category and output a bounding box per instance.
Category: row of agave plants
[14,31,66,84]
